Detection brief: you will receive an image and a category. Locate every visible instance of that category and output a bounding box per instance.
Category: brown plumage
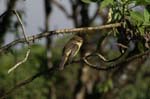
[59,35,83,70]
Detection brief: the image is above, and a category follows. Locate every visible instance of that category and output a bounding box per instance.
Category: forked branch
[0,22,122,53]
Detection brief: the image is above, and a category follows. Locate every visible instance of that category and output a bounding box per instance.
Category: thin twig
[12,10,29,44]
[0,22,122,53]
[55,23,122,33]
[3,10,31,73]
[84,50,150,70]
[116,43,128,49]
[0,10,9,18]
[0,10,29,44]
[8,49,31,74]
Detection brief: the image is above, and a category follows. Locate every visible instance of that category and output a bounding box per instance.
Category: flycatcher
[59,35,83,70]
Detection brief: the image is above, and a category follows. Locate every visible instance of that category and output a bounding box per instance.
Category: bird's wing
[59,44,74,70]
[68,44,79,63]
[59,54,68,70]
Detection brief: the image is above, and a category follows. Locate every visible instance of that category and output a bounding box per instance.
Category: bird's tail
[59,55,68,70]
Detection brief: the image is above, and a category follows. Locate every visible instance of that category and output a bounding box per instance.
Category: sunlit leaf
[143,8,150,26]
[138,42,144,52]
[99,0,113,9]
[130,11,144,26]
[135,0,150,5]
[81,0,97,3]
[139,27,145,35]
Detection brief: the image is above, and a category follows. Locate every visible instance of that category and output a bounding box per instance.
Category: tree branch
[0,22,122,53]
[12,10,29,44]
[84,49,150,70]
[8,49,31,73]
[6,10,31,73]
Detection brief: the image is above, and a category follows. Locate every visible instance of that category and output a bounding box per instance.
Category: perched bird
[59,35,83,70]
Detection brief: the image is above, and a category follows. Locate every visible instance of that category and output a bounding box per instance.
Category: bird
[59,35,83,70]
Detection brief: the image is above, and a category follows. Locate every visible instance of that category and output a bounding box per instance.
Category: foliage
[0,0,150,99]
[81,0,150,98]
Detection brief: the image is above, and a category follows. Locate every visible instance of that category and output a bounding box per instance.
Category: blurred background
[0,0,150,99]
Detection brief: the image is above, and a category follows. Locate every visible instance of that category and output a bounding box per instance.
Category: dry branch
[0,22,122,53]
[8,49,31,73]
[2,10,31,73]
[12,10,29,44]
[84,50,150,70]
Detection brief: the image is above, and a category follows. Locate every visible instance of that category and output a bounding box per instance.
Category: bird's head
[73,35,83,43]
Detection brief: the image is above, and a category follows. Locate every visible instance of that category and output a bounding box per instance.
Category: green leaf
[81,0,97,3]
[135,0,150,5]
[138,42,144,52]
[91,0,98,2]
[144,8,150,25]
[100,0,113,9]
[81,0,92,3]
[139,27,144,35]
[130,11,144,26]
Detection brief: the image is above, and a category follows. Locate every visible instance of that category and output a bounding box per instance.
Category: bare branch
[0,10,29,44]
[8,49,31,74]
[12,10,29,44]
[83,50,150,70]
[0,22,122,53]
[2,10,31,73]
[0,11,9,18]
[116,43,128,49]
